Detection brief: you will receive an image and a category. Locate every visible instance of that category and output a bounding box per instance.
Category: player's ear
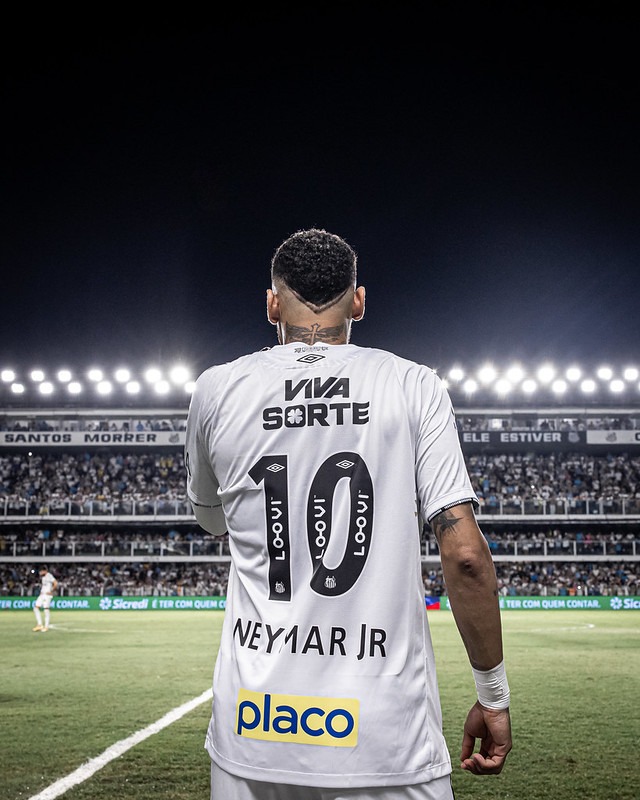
[266,289,280,326]
[352,286,365,321]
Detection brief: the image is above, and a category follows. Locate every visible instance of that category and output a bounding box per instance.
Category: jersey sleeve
[413,369,477,522]
[185,371,225,533]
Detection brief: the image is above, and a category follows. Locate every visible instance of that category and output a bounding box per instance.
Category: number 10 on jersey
[249,452,374,601]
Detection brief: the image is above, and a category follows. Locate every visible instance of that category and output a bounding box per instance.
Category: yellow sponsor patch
[236,689,359,747]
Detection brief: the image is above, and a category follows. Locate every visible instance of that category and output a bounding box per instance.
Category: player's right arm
[431,501,512,775]
[185,370,227,537]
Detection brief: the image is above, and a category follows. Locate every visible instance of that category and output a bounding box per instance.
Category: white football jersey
[40,572,56,594]
[185,342,477,788]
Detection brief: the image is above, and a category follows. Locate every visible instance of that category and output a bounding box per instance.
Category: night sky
[1,4,638,381]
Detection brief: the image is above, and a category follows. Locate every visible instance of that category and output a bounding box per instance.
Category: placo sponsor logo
[236,689,358,747]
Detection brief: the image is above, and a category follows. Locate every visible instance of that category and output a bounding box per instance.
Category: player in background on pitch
[186,228,512,800]
[33,565,58,632]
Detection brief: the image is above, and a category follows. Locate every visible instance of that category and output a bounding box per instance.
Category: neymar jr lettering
[234,616,387,661]
[262,376,370,429]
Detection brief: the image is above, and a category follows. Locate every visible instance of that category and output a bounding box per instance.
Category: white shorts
[211,761,454,800]
[35,593,52,609]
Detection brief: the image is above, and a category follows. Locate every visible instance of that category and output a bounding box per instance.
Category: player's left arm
[431,501,512,774]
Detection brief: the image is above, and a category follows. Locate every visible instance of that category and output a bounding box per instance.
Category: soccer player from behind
[33,565,58,632]
[185,229,512,800]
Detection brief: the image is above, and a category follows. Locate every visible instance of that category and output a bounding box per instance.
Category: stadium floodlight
[610,379,625,393]
[125,381,141,395]
[154,379,171,395]
[57,369,72,383]
[580,379,596,394]
[184,380,196,394]
[494,378,513,395]
[596,366,613,380]
[39,381,54,395]
[521,379,537,394]
[477,364,497,384]
[68,382,82,395]
[440,378,450,390]
[448,367,464,382]
[566,366,582,381]
[623,367,639,381]
[114,368,131,383]
[536,364,555,384]
[97,380,113,395]
[1,369,15,382]
[11,383,25,394]
[551,379,567,395]
[506,364,524,384]
[463,378,478,394]
[30,369,45,382]
[145,367,162,384]
[169,365,191,385]
[87,368,104,382]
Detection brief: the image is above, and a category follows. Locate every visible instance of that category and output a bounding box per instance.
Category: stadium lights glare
[463,378,478,394]
[440,378,450,390]
[184,380,196,394]
[506,365,524,384]
[145,367,162,384]
[88,368,104,382]
[495,378,512,395]
[623,367,639,381]
[30,369,45,382]
[581,379,596,393]
[57,369,72,382]
[169,365,190,385]
[610,379,625,393]
[11,383,25,394]
[126,381,141,394]
[39,381,54,395]
[566,366,582,381]
[114,368,131,383]
[537,364,555,384]
[478,364,497,384]
[97,381,113,395]
[448,367,465,382]
[596,366,613,380]
[154,380,171,395]
[68,382,82,395]
[1,369,15,382]
[521,379,537,394]
[551,379,567,395]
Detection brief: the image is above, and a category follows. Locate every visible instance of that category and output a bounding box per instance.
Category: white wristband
[472,660,510,709]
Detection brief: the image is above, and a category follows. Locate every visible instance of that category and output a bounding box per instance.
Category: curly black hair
[271,229,357,306]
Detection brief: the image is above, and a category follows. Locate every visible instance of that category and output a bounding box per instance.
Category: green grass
[1,610,638,800]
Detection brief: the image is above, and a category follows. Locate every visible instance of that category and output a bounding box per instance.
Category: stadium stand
[1,363,638,600]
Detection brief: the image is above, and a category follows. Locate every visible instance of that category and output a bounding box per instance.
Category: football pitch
[1,609,637,800]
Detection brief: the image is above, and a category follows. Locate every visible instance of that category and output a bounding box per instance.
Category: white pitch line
[27,688,213,800]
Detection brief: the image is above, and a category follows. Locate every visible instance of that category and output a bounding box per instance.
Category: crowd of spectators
[1,417,186,432]
[3,526,637,559]
[0,452,188,514]
[2,414,639,433]
[1,451,640,515]
[422,561,637,597]
[467,452,640,511]
[0,527,229,557]
[2,559,635,598]
[457,415,639,432]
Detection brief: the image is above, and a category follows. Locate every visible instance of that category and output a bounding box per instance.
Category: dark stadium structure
[1,362,638,599]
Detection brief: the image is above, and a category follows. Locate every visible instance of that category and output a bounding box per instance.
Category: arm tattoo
[284,321,347,345]
[431,508,463,544]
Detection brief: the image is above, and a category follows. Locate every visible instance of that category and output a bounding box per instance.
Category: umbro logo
[297,354,326,363]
